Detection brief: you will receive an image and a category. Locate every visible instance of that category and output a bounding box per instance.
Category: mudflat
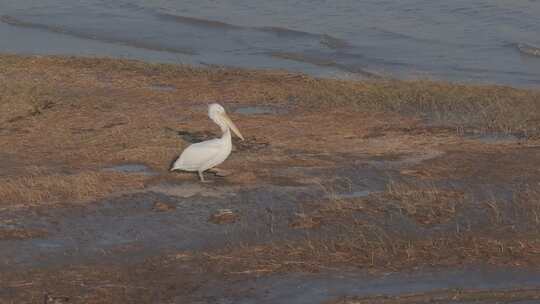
[1,55,540,303]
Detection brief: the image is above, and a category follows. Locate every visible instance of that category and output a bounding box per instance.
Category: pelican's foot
[198,171,214,183]
[207,168,232,177]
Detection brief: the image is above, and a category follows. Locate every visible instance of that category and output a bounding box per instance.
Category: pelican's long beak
[221,113,244,140]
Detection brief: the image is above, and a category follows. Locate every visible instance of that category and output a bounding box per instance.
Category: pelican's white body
[171,103,243,181]
[171,128,232,173]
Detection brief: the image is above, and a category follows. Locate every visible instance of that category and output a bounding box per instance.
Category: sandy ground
[1,55,540,303]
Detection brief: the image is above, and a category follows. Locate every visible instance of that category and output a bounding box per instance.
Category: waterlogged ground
[1,55,540,303]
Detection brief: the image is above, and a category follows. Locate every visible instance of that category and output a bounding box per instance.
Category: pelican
[170,103,244,182]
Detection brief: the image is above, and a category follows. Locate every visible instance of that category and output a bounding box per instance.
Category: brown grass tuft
[385,180,464,226]
[0,172,146,207]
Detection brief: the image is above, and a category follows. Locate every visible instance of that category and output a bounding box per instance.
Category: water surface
[1,0,540,86]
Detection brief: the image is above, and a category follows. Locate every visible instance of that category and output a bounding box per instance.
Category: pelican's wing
[171,139,222,171]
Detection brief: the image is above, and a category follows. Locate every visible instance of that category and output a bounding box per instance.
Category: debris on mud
[233,136,270,152]
[289,212,322,229]
[209,209,239,224]
[0,228,48,240]
[43,293,70,304]
[152,201,176,212]
[176,130,215,143]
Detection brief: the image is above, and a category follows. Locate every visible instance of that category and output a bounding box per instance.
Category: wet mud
[2,56,540,303]
[3,139,540,302]
[197,267,540,304]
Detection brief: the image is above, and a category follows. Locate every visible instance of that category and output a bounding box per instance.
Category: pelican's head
[208,103,244,140]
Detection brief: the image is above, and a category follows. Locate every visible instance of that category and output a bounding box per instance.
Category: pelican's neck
[220,127,232,155]
[212,113,232,145]
[213,115,229,136]
[221,126,231,139]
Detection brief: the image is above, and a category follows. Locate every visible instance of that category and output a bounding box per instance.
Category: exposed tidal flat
[1,54,540,303]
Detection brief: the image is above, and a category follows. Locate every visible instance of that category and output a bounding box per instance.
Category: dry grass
[332,288,540,304]
[5,237,540,304]
[0,82,56,123]
[0,227,48,240]
[513,184,540,226]
[312,179,465,226]
[1,54,540,135]
[350,80,540,136]
[1,262,201,304]
[0,171,146,208]
[481,184,540,229]
[200,234,540,275]
[384,180,464,226]
[1,55,539,176]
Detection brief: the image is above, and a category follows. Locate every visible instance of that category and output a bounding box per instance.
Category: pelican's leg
[198,170,205,182]
[198,170,213,183]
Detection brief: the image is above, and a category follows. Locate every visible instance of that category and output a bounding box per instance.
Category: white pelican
[170,103,244,182]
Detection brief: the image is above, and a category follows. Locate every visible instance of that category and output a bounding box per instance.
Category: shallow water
[0,183,323,270]
[200,267,540,304]
[0,163,391,271]
[103,163,157,175]
[1,0,540,86]
[466,133,522,144]
[234,106,286,115]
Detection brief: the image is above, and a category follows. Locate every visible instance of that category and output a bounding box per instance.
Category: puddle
[233,136,270,152]
[363,150,444,168]
[148,182,234,198]
[148,84,176,92]
[0,183,322,270]
[334,190,371,199]
[103,163,157,175]
[234,105,287,115]
[465,133,522,144]
[198,266,540,304]
[188,104,287,116]
[277,165,389,200]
